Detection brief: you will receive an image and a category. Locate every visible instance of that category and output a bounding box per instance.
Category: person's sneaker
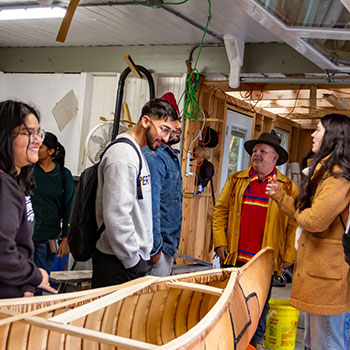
[272,274,286,287]
[250,341,269,350]
[282,263,294,283]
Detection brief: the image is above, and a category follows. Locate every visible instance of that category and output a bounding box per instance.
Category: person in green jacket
[32,132,75,276]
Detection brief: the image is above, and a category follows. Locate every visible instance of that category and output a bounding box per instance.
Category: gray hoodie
[95,133,153,268]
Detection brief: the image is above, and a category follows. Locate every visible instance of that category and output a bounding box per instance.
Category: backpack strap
[101,137,143,200]
[95,137,144,237]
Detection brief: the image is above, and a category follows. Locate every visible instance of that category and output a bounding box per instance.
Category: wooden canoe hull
[0,247,273,350]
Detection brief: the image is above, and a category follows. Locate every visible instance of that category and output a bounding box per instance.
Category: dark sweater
[0,171,42,298]
[32,163,75,241]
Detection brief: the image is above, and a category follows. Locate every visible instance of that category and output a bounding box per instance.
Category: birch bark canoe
[0,247,273,350]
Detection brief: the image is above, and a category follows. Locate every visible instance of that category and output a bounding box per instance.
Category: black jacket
[0,171,42,298]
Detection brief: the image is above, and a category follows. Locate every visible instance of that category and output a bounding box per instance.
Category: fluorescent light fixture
[0,7,66,21]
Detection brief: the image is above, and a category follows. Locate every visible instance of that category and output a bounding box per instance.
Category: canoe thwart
[166,281,224,296]
[49,277,158,324]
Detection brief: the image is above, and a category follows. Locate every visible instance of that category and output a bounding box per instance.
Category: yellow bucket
[263,298,299,350]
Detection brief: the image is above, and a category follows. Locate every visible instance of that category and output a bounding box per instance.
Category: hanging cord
[132,0,189,6]
[132,0,212,174]
[284,88,301,118]
[178,0,212,122]
[132,0,212,123]
[239,84,265,113]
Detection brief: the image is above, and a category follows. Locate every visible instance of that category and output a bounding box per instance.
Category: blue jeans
[252,278,273,343]
[149,251,174,277]
[34,241,57,274]
[304,312,350,350]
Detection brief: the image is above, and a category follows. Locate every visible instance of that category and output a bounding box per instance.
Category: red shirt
[237,168,276,263]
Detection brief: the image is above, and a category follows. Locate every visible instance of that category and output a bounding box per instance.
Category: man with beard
[92,98,179,287]
[212,131,297,350]
[143,93,183,276]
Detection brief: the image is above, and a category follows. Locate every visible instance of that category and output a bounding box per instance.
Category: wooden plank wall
[178,85,227,263]
[177,82,304,263]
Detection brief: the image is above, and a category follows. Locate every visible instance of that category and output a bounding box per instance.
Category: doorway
[220,110,253,192]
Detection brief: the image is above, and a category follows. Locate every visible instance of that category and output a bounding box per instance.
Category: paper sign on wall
[52,89,78,131]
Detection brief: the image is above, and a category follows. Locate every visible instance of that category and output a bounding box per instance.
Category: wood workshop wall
[178,82,301,263]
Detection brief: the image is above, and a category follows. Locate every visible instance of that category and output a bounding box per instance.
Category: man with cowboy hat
[212,130,298,350]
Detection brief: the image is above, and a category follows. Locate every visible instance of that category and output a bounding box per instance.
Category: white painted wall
[3,73,87,175]
[3,73,89,175]
[2,72,186,174]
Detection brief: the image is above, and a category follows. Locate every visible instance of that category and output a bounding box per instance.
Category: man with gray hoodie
[92,98,180,287]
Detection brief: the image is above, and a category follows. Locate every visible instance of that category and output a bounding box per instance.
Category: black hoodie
[0,171,42,298]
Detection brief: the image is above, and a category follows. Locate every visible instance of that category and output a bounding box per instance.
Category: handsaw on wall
[56,0,80,43]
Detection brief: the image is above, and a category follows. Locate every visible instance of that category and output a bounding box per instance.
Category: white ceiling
[0,0,280,47]
[2,0,350,74]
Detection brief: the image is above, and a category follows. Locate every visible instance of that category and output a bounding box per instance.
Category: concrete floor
[270,282,304,350]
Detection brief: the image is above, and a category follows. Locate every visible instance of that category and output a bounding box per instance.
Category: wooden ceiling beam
[245,100,334,109]
[205,80,350,122]
[285,108,350,119]
[323,94,350,110]
[309,85,317,114]
[207,81,350,92]
[227,89,350,101]
[293,120,319,129]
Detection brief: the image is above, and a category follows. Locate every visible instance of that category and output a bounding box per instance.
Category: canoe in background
[0,247,274,350]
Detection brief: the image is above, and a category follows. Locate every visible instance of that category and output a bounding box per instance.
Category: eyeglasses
[19,128,46,143]
[149,119,177,140]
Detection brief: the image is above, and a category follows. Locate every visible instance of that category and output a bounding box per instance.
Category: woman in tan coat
[266,114,350,350]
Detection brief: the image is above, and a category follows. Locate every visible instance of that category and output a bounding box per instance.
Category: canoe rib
[0,309,158,350]
[0,285,123,327]
[49,278,158,324]
[166,282,224,296]
[156,269,239,350]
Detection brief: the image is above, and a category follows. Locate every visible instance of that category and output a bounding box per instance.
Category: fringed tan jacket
[271,163,350,315]
[213,167,297,274]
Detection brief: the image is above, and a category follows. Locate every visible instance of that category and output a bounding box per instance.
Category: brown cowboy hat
[244,132,288,166]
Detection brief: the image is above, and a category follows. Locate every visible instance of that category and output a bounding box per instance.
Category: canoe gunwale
[0,247,274,350]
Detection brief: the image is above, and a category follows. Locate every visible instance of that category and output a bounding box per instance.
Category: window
[237,0,350,72]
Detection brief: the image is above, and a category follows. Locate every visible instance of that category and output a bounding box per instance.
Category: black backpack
[68,137,143,262]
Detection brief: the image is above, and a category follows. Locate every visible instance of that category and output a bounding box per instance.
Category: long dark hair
[42,132,66,170]
[42,132,66,189]
[0,100,40,194]
[296,114,350,211]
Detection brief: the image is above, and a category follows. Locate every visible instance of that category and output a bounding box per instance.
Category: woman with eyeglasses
[31,132,75,286]
[266,114,350,350]
[0,100,57,298]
